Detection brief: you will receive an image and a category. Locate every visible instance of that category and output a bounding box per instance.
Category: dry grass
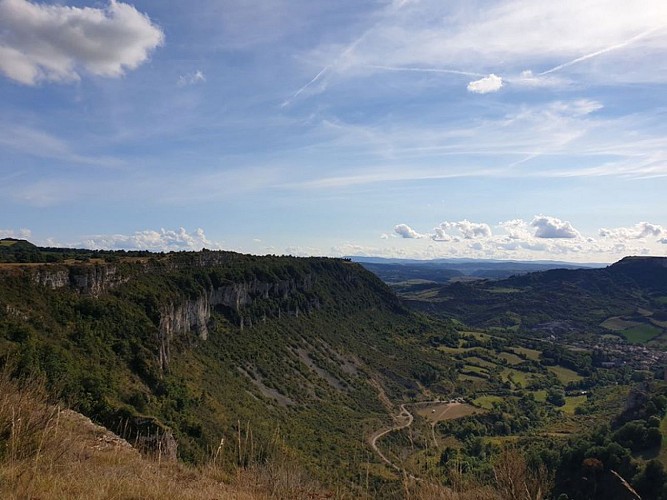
[0,369,554,499]
[492,447,553,500]
[0,369,327,499]
[416,403,481,424]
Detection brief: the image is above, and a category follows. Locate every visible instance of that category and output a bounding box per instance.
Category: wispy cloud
[177,70,206,86]
[291,0,667,97]
[0,124,123,167]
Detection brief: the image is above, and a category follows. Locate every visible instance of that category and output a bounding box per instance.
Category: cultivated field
[416,402,480,423]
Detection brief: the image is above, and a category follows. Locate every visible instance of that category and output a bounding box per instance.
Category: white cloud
[437,220,492,239]
[431,226,451,242]
[599,222,664,240]
[531,215,581,238]
[467,74,503,94]
[294,0,667,102]
[79,227,221,252]
[177,70,206,86]
[0,228,32,239]
[498,219,531,239]
[0,0,164,85]
[382,216,667,262]
[394,223,426,239]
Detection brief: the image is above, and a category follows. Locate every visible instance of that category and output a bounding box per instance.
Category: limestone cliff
[30,264,129,296]
[157,275,316,369]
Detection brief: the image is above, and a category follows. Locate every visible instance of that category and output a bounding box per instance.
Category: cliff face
[157,275,315,369]
[16,255,382,374]
[31,264,130,296]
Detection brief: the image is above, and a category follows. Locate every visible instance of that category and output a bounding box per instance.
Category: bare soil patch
[416,402,480,423]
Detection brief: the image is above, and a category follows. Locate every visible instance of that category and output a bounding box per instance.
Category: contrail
[282,0,413,107]
[539,28,659,76]
[368,64,486,78]
[281,35,367,108]
[281,65,331,108]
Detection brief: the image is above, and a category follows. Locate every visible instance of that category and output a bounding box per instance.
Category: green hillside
[0,250,458,492]
[402,257,667,344]
[4,250,667,498]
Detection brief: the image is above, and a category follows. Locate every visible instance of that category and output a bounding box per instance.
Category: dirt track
[369,400,480,477]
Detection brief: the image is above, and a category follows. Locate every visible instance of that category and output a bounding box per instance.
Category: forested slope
[0,249,455,491]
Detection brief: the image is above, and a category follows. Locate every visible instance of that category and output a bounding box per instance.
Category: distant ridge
[347,255,606,267]
[347,255,606,284]
[401,255,667,334]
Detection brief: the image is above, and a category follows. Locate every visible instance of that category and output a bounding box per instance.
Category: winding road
[369,404,414,473]
[368,400,455,480]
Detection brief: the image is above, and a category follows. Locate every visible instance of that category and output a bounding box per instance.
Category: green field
[533,390,547,402]
[548,366,583,384]
[562,395,587,415]
[463,331,492,341]
[463,364,490,377]
[473,395,504,409]
[459,373,488,383]
[621,324,663,343]
[498,352,523,365]
[501,368,531,387]
[0,240,18,247]
[439,346,471,354]
[600,316,642,331]
[513,347,541,361]
[464,356,496,369]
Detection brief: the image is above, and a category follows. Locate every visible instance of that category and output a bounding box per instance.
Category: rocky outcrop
[157,275,317,370]
[31,264,129,296]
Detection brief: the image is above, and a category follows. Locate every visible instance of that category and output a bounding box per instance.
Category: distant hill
[401,256,667,345]
[348,255,603,284]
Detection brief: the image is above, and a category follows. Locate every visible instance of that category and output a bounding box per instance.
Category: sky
[1,0,667,263]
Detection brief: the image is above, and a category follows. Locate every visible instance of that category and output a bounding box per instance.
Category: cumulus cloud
[437,220,493,239]
[0,228,32,239]
[79,227,221,252]
[467,74,503,94]
[431,226,451,242]
[498,219,532,239]
[0,0,164,85]
[177,70,206,86]
[386,215,667,261]
[599,221,664,240]
[531,215,580,239]
[394,223,426,239]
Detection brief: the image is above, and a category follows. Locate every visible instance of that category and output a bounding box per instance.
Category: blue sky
[1,0,666,262]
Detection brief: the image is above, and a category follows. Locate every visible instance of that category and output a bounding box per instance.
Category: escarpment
[157,275,318,369]
[4,251,394,374]
[31,264,130,296]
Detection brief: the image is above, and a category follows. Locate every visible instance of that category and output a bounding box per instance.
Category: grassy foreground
[0,370,555,499]
[0,371,329,499]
